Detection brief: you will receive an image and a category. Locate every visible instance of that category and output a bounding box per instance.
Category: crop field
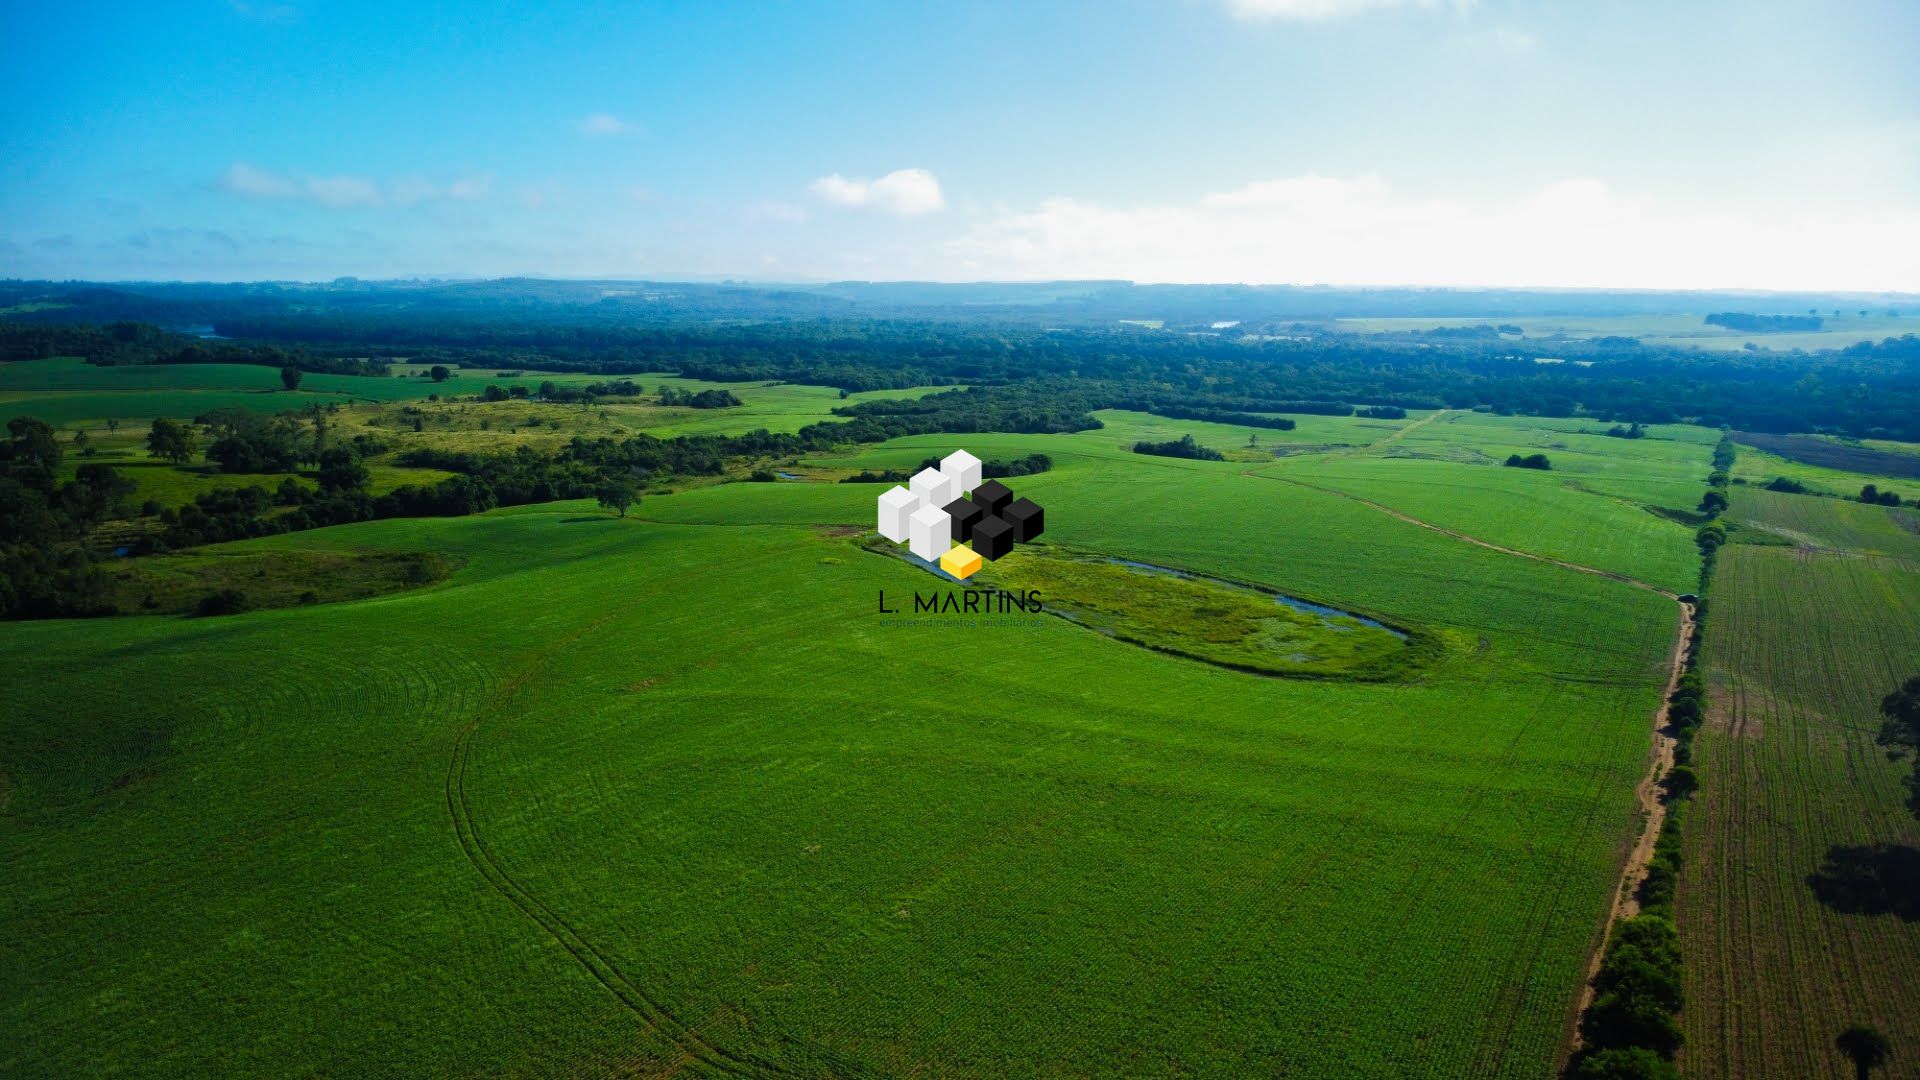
[1238,411,1714,593]
[1681,488,1920,1079]
[1727,432,1920,506]
[1731,431,1920,481]
[0,411,1694,1077]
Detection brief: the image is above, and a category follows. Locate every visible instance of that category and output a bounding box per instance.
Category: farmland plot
[1681,488,1920,1079]
[0,429,1682,1078]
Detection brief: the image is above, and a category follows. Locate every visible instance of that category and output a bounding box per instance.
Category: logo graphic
[875,449,1045,580]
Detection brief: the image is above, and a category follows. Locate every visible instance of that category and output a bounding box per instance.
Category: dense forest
[4,279,1920,440]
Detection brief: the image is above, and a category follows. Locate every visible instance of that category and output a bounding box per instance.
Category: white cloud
[1226,0,1471,20]
[749,200,809,224]
[948,174,1920,292]
[303,175,382,208]
[223,162,302,200]
[580,113,633,137]
[809,168,947,216]
[446,176,491,201]
[220,163,490,209]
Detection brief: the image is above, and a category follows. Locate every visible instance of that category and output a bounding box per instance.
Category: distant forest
[4,279,1920,440]
[1705,312,1824,332]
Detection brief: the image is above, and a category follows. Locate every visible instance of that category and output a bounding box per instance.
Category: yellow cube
[939,544,983,580]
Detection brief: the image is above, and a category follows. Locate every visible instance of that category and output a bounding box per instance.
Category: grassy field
[1242,411,1714,593]
[1681,488,1920,1078]
[0,412,1692,1077]
[0,357,950,435]
[1334,314,1917,352]
[1,358,954,516]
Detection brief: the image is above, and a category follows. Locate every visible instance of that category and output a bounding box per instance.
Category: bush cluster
[1132,435,1225,461]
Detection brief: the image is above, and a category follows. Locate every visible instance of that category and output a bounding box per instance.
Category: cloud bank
[579,113,633,137]
[950,174,1920,292]
[1225,0,1472,21]
[221,163,491,209]
[809,168,947,216]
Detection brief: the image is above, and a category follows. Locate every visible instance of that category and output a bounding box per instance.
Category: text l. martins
[878,589,1043,615]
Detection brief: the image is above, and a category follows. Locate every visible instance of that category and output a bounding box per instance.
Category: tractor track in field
[1245,471,1677,600]
[1240,458,1692,1069]
[444,592,790,1079]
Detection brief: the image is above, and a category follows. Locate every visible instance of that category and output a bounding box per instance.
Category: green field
[1,412,1694,1077]
[17,374,1920,1076]
[1681,488,1920,1078]
[0,357,949,435]
[0,358,955,518]
[1241,411,1713,593]
[1731,442,1920,504]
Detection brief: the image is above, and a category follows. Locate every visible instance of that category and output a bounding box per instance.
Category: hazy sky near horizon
[3,0,1917,290]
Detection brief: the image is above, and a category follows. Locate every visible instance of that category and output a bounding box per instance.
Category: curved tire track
[443,579,790,1079]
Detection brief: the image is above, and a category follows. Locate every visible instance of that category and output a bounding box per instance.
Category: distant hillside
[4,277,1916,331]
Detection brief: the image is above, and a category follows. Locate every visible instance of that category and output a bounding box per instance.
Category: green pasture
[0,419,1684,1077]
[0,357,950,436]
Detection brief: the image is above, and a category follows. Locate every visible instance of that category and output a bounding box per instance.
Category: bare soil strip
[1563,599,1692,1061]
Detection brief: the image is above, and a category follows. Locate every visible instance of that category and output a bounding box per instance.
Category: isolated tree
[315,447,370,495]
[280,364,303,391]
[596,474,641,518]
[1836,1024,1891,1080]
[429,365,450,382]
[1878,675,1920,819]
[6,416,62,471]
[145,417,198,464]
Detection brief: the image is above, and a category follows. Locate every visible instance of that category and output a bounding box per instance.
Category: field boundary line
[1364,407,1453,451]
[1560,598,1693,1065]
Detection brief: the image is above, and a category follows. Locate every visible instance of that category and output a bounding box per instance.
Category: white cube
[909,467,956,515]
[940,449,982,494]
[877,485,919,542]
[908,503,951,561]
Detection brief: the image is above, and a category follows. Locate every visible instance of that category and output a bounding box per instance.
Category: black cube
[1004,497,1044,542]
[973,479,1013,515]
[942,497,984,543]
[971,515,1014,560]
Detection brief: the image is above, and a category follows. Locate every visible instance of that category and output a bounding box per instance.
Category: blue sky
[3,0,1917,288]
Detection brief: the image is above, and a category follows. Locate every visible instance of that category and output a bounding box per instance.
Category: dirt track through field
[1564,598,1692,1058]
[1243,456,1693,1067]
